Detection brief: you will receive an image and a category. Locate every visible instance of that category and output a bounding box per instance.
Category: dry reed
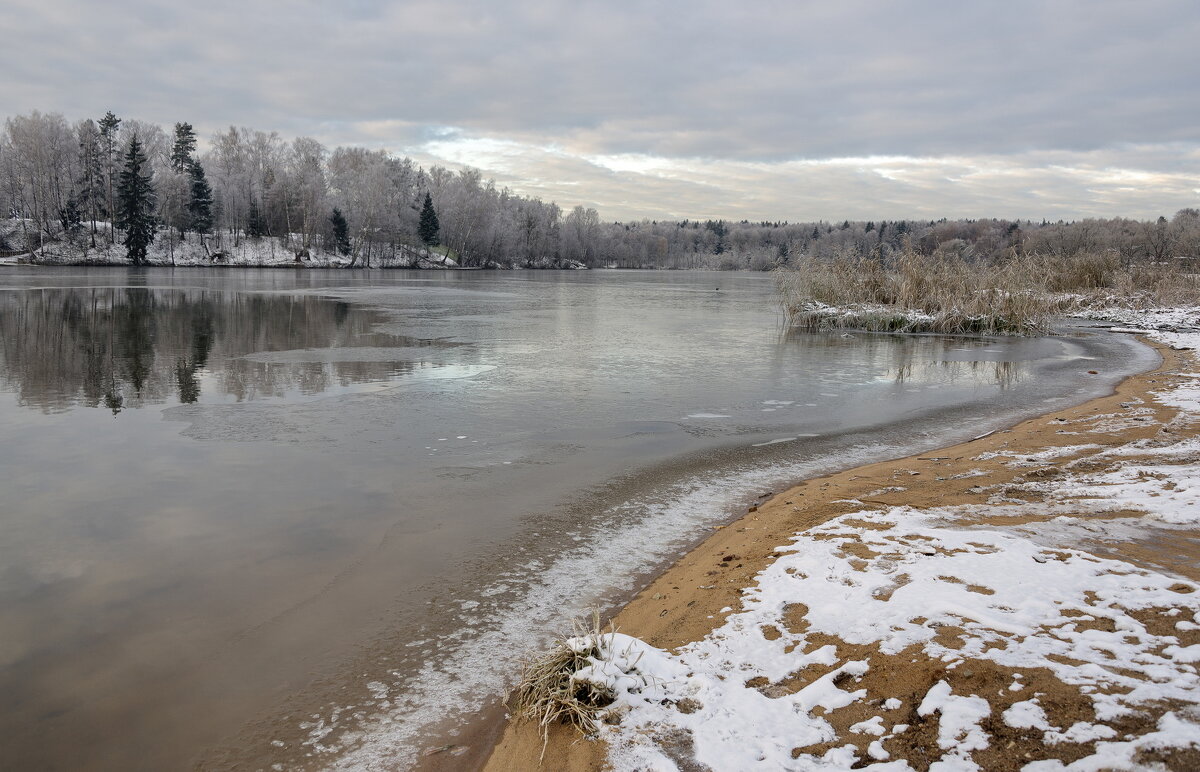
[778,247,1200,334]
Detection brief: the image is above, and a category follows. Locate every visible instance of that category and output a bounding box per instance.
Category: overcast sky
[5,0,1198,221]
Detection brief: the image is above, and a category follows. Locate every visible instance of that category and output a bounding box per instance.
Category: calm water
[0,268,1154,771]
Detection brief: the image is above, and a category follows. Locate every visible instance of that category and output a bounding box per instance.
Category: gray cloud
[4,0,1198,219]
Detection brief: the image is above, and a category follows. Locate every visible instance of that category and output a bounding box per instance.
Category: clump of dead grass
[509,611,623,748]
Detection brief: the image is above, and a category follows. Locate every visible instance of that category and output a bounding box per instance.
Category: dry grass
[777,247,1055,334]
[777,247,1200,334]
[1095,261,1200,308]
[508,611,622,750]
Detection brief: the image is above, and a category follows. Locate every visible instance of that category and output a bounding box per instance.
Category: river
[0,267,1154,770]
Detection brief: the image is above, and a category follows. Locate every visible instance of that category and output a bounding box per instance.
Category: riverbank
[0,224,587,270]
[484,323,1200,770]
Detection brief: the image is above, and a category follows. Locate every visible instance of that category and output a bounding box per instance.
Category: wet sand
[482,339,1200,771]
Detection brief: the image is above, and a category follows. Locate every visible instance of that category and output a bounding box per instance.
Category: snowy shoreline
[487,309,1200,771]
[0,226,588,270]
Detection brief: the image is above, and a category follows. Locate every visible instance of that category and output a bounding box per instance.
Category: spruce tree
[330,208,351,255]
[171,122,197,172]
[247,199,267,238]
[187,160,214,233]
[418,192,440,247]
[116,134,156,265]
[59,197,83,237]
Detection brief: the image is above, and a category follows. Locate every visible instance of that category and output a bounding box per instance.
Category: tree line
[0,110,594,267]
[2,110,1197,269]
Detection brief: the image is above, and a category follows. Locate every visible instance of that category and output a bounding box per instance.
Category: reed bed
[777,248,1200,335]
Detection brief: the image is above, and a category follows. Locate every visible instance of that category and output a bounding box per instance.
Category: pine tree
[330,208,351,255]
[247,198,268,238]
[98,111,121,244]
[171,122,197,172]
[187,160,214,233]
[76,118,104,245]
[117,134,156,265]
[418,192,440,247]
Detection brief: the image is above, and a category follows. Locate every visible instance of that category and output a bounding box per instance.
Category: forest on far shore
[2,110,1198,270]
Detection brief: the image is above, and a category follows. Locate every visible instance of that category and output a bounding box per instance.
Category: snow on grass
[570,312,1200,770]
[1076,306,1200,332]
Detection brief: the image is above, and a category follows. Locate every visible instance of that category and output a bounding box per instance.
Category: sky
[4,0,1199,222]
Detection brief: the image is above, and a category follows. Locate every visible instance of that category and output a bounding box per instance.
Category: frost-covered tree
[157,164,190,242]
[563,205,600,265]
[285,137,327,251]
[116,134,156,265]
[1,111,77,255]
[327,146,403,266]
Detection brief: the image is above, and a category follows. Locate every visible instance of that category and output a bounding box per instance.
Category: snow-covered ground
[567,307,1200,770]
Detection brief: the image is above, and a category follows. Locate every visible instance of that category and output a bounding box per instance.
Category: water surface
[0,268,1154,770]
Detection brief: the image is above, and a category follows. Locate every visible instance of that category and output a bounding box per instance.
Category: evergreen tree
[98,111,121,243]
[418,192,440,247]
[76,118,104,245]
[116,134,156,265]
[171,122,197,172]
[330,208,351,255]
[246,198,268,238]
[187,160,214,233]
[59,197,83,237]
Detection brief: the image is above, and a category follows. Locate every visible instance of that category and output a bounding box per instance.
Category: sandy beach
[482,331,1200,771]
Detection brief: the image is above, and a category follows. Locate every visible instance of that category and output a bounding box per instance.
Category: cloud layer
[6,0,1198,220]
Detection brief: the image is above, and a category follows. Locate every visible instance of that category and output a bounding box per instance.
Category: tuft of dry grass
[508,611,623,752]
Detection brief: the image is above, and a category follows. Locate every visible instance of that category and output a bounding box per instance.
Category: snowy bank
[5,233,468,269]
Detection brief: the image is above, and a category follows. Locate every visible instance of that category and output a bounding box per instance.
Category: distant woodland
[2,110,1198,269]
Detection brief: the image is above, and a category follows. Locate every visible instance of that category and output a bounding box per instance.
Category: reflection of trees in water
[0,288,413,413]
[779,328,1027,389]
